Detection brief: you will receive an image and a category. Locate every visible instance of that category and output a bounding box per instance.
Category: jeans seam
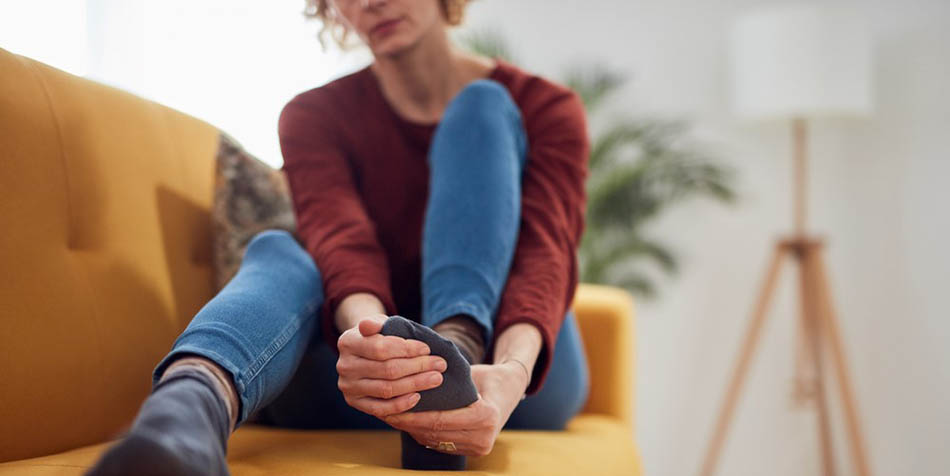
[241,298,319,388]
[160,322,257,392]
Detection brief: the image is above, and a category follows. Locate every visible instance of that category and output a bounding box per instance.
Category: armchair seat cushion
[0,415,640,475]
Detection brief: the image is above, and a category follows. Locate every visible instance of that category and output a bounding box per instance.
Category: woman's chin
[370,36,416,57]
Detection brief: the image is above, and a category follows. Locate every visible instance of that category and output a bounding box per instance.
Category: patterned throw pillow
[211,131,297,291]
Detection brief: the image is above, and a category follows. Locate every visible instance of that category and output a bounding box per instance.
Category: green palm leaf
[562,64,627,114]
[456,28,518,63]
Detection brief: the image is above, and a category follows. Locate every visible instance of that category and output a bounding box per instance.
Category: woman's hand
[383,361,529,457]
[336,314,448,419]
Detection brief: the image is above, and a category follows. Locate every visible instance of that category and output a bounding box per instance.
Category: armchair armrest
[571,283,635,426]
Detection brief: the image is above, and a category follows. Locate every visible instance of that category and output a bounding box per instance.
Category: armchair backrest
[0,48,220,462]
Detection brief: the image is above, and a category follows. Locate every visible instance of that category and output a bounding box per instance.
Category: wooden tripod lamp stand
[700,5,875,476]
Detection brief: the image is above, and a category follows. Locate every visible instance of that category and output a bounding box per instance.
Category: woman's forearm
[335,292,387,332]
[491,322,543,390]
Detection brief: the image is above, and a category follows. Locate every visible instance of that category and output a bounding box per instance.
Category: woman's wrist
[498,359,531,396]
[335,292,387,332]
[491,322,542,393]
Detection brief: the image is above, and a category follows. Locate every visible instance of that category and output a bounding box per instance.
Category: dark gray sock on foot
[380,315,479,470]
[85,369,231,476]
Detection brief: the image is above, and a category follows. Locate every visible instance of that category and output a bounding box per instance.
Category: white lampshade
[731,3,873,120]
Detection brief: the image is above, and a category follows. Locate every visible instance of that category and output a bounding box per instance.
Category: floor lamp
[700,5,874,476]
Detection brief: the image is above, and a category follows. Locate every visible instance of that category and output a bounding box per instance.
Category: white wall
[460,1,949,475]
[0,0,88,76]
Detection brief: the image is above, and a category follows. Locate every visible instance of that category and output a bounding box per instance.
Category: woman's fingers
[338,315,429,360]
[339,332,430,360]
[385,397,497,432]
[346,392,422,418]
[338,354,447,380]
[340,370,444,399]
[357,315,388,337]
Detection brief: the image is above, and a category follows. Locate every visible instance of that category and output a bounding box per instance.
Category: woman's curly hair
[303,0,472,52]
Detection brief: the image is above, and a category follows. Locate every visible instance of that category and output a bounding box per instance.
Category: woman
[87,0,590,474]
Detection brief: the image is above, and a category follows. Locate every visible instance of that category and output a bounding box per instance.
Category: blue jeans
[152,79,589,431]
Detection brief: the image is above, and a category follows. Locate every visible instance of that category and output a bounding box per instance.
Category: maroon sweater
[278,58,590,394]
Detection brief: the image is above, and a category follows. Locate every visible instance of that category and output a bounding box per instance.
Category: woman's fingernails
[428,373,443,386]
[433,358,447,372]
[411,393,421,403]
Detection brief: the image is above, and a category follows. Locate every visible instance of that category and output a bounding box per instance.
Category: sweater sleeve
[278,93,398,352]
[492,89,590,395]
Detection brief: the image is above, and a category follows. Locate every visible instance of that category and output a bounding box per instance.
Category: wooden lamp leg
[793,261,817,405]
[801,243,837,476]
[811,247,873,476]
[699,244,788,476]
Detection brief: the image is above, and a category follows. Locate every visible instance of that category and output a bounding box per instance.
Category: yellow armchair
[0,47,641,475]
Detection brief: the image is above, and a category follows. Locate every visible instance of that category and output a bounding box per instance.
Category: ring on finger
[424,441,457,452]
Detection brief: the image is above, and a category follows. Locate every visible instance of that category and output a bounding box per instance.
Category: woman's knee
[448,79,516,116]
[245,228,296,251]
[440,80,526,155]
[245,229,308,264]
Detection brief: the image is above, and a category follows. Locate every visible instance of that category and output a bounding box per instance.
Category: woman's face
[330,0,446,56]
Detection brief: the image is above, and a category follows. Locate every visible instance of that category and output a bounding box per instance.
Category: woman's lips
[371,18,401,36]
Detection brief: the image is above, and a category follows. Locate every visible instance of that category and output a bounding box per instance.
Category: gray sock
[85,369,231,476]
[381,315,479,470]
[381,315,479,411]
